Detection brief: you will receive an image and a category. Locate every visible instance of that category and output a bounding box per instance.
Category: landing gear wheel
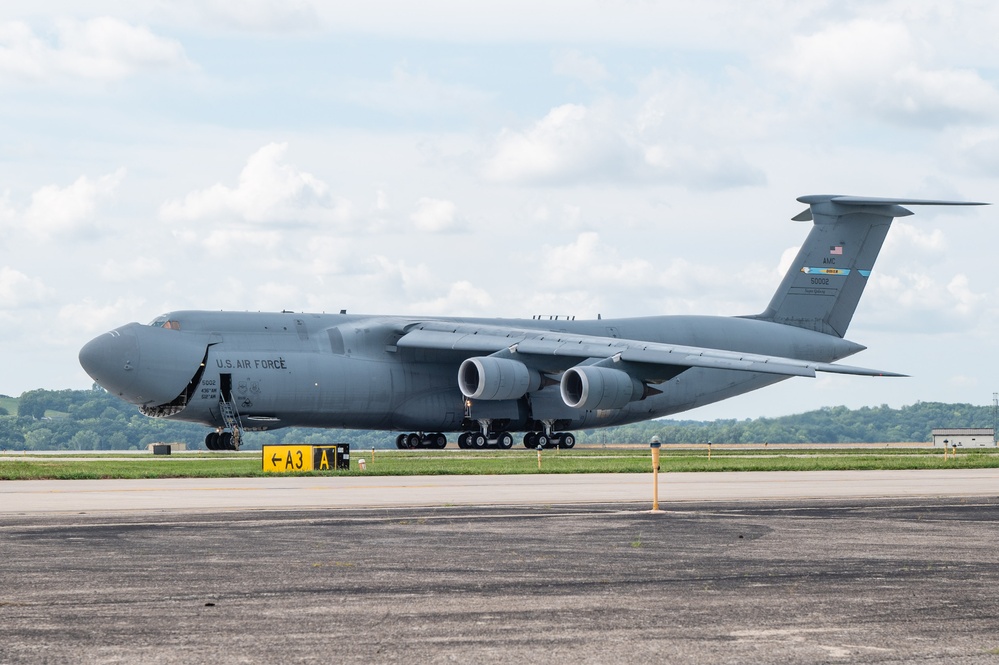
[536,433,549,448]
[396,434,408,449]
[560,433,576,449]
[496,432,514,449]
[205,432,220,451]
[524,432,537,448]
[431,432,448,449]
[471,433,487,448]
[220,431,234,450]
[406,432,422,449]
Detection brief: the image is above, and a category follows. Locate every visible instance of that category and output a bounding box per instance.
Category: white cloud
[0,191,15,223]
[19,169,124,239]
[0,17,190,82]
[881,220,947,260]
[543,232,656,289]
[945,274,985,316]
[483,103,637,185]
[410,197,463,233]
[949,128,999,176]
[483,81,768,189]
[344,64,495,116]
[253,281,304,308]
[159,142,354,227]
[0,267,52,308]
[528,231,786,318]
[58,298,146,335]
[408,280,494,315]
[98,257,164,282]
[642,144,767,190]
[200,0,320,32]
[552,48,608,86]
[777,19,999,127]
[864,267,986,333]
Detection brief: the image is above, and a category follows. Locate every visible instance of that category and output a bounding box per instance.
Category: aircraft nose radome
[79,323,209,407]
[79,326,142,401]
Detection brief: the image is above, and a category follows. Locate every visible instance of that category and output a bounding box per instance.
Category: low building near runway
[145,443,188,453]
[931,428,995,448]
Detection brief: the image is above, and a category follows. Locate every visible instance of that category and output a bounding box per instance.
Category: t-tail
[752,195,987,337]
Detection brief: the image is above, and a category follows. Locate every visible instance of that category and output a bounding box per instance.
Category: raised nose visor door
[79,322,211,406]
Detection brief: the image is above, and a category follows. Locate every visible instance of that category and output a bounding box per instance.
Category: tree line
[0,387,993,451]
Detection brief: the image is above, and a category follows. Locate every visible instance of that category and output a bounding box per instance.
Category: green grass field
[1,446,997,480]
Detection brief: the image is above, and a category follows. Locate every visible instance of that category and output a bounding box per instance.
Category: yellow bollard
[537,445,543,470]
[707,441,712,460]
[371,448,375,465]
[651,440,661,512]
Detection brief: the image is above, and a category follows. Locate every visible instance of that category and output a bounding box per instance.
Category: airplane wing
[395,321,905,380]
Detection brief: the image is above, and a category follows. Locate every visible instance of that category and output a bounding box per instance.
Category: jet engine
[458,357,541,401]
[560,365,644,410]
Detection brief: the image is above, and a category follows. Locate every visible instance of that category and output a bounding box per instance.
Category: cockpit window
[149,316,181,330]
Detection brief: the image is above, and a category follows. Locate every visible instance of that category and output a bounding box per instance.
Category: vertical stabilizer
[752,195,986,337]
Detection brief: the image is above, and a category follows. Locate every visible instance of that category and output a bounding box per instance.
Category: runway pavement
[1,471,998,663]
[3,468,999,514]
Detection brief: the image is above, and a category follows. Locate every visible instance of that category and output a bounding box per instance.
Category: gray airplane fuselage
[84,310,862,433]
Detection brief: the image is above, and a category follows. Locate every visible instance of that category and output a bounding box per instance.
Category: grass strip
[1,448,997,480]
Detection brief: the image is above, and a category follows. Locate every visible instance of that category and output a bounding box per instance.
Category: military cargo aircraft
[79,195,985,450]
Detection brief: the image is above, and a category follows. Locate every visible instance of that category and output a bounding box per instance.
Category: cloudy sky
[1,1,997,421]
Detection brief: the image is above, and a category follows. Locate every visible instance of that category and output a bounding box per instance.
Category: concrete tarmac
[1,471,999,663]
[3,468,999,514]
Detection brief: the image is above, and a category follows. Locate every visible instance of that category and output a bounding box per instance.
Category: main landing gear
[523,431,576,449]
[390,429,578,450]
[207,392,243,451]
[456,430,515,449]
[396,432,448,449]
[205,429,240,451]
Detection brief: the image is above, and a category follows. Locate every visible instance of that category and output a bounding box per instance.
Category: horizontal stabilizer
[807,362,907,378]
[792,195,988,222]
[799,195,988,206]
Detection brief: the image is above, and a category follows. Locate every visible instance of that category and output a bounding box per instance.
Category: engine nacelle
[560,365,644,410]
[458,357,541,401]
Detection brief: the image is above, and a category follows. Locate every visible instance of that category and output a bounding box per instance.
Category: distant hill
[588,402,994,445]
[0,388,993,450]
[0,395,17,417]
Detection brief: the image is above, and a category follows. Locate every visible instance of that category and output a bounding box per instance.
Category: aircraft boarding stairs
[205,393,243,451]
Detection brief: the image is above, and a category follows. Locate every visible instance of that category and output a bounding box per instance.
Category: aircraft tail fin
[751,195,987,337]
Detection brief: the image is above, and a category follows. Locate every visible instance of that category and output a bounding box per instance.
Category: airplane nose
[79,326,142,398]
[79,323,209,406]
